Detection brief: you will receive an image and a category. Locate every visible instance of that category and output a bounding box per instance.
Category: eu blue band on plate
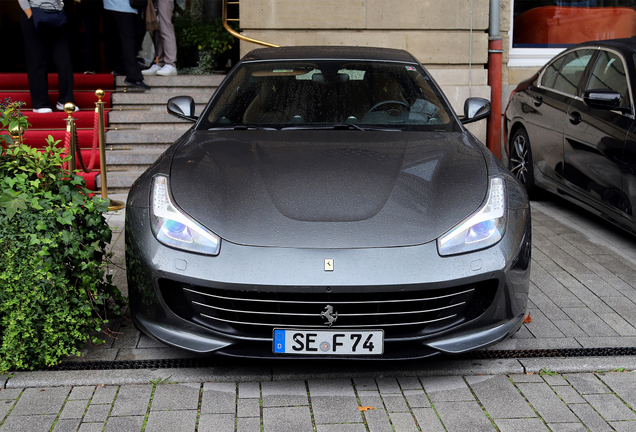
[274,329,285,353]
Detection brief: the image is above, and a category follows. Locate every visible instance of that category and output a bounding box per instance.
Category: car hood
[169,130,488,248]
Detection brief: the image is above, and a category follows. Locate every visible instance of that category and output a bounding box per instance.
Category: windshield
[200,60,458,131]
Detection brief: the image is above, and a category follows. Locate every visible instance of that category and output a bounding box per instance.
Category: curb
[5,356,636,388]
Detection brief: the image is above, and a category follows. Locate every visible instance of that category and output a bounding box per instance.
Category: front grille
[159,279,498,338]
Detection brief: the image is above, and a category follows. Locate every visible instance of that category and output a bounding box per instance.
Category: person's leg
[110,10,144,83]
[133,11,146,55]
[20,11,51,109]
[156,0,176,67]
[103,8,121,71]
[82,0,102,73]
[49,26,75,105]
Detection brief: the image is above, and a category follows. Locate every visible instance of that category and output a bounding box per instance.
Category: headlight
[437,177,506,256]
[150,175,221,255]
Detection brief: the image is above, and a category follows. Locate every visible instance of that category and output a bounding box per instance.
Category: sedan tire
[509,127,535,195]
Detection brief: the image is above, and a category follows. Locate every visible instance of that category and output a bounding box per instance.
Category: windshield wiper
[281,124,401,132]
[208,126,278,131]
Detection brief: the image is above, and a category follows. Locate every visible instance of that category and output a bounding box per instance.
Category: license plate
[273,329,384,355]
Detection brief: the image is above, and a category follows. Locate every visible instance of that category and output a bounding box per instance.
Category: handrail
[222,0,280,48]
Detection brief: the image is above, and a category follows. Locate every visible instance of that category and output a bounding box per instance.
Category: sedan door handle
[534,95,543,107]
[569,111,582,125]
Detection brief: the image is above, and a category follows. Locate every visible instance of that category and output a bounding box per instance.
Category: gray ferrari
[125,46,531,360]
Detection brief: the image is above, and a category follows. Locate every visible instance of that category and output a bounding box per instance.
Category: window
[541,49,594,95]
[586,50,631,107]
[202,61,456,130]
[509,1,636,68]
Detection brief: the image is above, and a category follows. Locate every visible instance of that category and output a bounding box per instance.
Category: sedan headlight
[437,177,506,256]
[150,175,221,255]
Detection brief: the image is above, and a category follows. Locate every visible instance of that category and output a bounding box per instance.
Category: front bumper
[126,206,531,360]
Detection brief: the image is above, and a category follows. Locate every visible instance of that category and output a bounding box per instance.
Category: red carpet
[0,73,114,191]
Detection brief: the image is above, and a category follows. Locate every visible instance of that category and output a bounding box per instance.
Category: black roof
[572,37,636,53]
[242,46,418,63]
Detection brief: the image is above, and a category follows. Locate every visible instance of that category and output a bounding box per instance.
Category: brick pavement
[2,372,636,431]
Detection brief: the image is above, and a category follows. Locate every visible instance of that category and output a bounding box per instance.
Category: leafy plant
[174,11,239,72]
[539,367,558,376]
[149,375,173,386]
[0,103,123,372]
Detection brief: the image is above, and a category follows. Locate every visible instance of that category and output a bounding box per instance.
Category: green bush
[174,9,239,73]
[0,102,123,372]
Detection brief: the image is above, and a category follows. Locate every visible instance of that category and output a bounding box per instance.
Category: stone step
[112,92,214,105]
[136,124,191,131]
[105,144,172,153]
[108,105,207,123]
[105,130,185,145]
[101,74,225,191]
[115,75,226,88]
[108,123,191,131]
[105,148,166,165]
[109,110,192,124]
[109,105,207,114]
[96,169,145,189]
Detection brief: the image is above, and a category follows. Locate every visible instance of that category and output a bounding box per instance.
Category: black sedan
[125,46,531,360]
[505,38,636,234]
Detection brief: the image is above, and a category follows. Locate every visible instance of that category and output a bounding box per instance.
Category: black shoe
[124,80,151,91]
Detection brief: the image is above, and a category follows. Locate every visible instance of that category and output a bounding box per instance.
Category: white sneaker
[33,107,53,113]
[142,64,162,76]
[56,102,79,112]
[156,64,178,76]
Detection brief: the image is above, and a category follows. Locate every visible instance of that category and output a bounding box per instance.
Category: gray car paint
[168,130,488,248]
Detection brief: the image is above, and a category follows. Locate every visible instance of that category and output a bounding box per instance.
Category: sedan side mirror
[583,89,628,112]
[167,96,198,122]
[461,97,491,124]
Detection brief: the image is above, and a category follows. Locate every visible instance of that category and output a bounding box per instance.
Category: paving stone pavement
[2,373,636,431]
[2,195,636,431]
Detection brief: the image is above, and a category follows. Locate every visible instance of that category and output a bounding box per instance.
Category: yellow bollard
[9,125,25,145]
[64,102,77,173]
[95,89,125,211]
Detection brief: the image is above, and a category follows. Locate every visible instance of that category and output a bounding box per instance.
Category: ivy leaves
[0,190,26,220]
[0,113,124,372]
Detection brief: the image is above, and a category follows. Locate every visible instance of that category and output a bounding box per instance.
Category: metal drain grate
[43,347,636,371]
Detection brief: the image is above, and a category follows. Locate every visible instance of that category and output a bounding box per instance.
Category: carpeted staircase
[2,73,225,193]
[0,73,114,191]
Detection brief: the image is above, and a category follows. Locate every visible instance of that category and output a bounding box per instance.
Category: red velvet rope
[73,110,100,173]
[62,125,71,170]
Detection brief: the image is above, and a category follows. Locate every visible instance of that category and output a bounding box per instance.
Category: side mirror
[462,97,491,124]
[167,96,198,121]
[583,89,627,112]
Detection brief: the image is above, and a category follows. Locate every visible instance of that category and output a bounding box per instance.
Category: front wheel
[509,127,535,195]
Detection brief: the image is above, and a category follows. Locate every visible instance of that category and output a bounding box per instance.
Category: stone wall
[239,0,490,69]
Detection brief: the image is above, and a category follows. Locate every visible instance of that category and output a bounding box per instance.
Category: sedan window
[543,49,595,96]
[586,50,631,108]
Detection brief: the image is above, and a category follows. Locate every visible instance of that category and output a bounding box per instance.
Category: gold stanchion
[95,89,125,211]
[9,125,25,145]
[64,103,77,173]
